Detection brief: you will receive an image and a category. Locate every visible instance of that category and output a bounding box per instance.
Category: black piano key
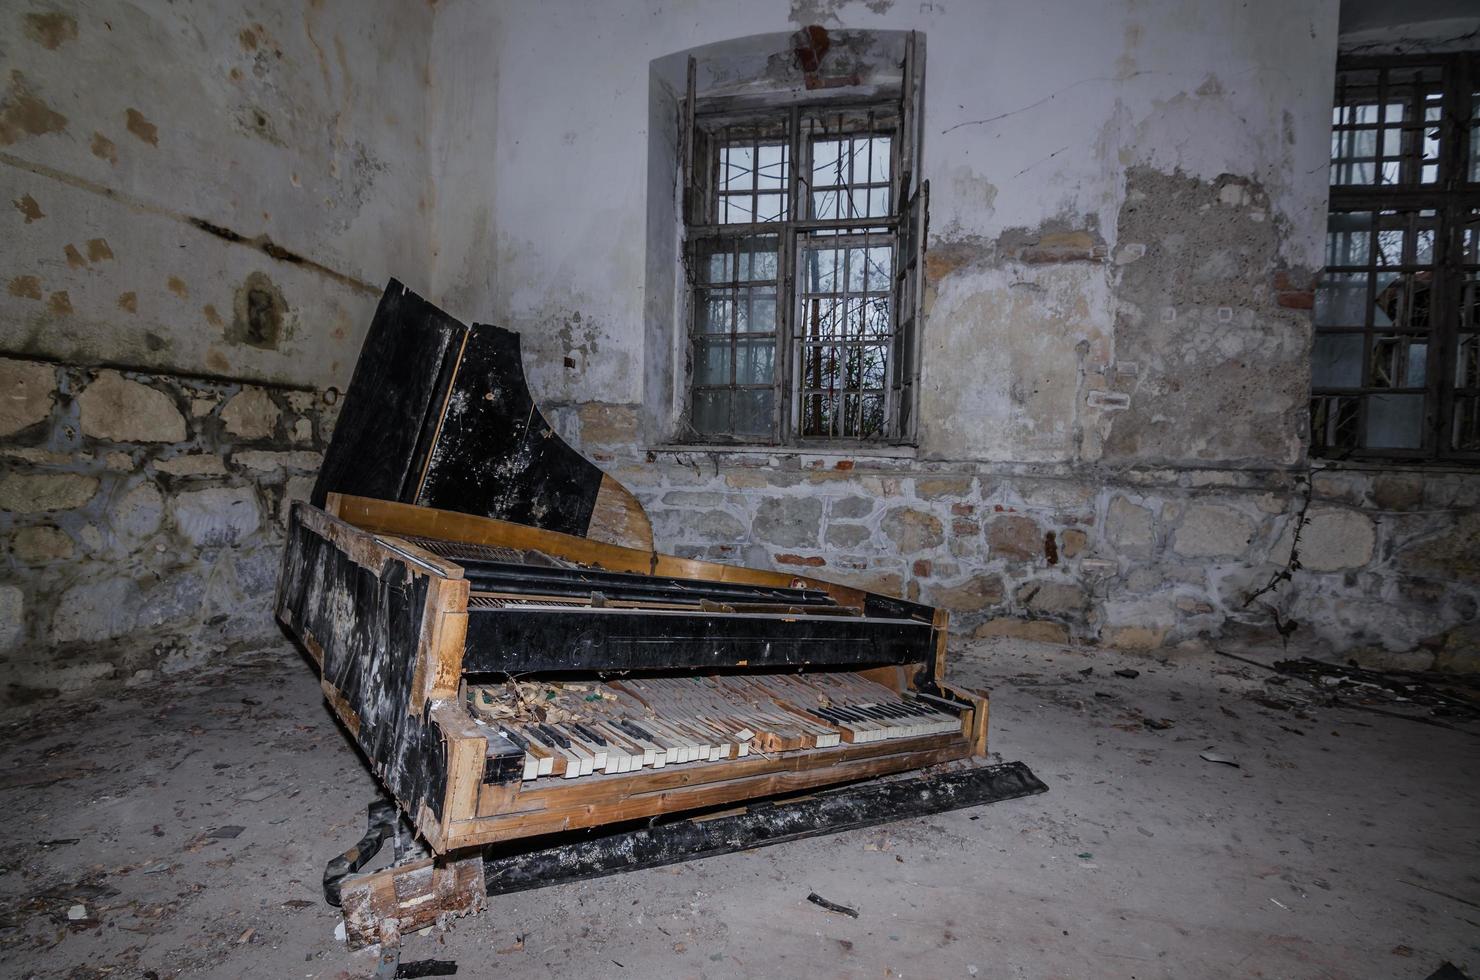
[571,723,607,746]
[537,723,571,749]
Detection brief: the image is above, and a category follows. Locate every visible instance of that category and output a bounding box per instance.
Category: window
[680,40,926,445]
[1312,54,1480,460]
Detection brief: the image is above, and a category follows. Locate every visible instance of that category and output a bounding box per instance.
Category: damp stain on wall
[228,272,288,350]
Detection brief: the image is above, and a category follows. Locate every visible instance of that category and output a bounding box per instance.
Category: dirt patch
[125,108,158,146]
[0,71,68,146]
[23,12,78,49]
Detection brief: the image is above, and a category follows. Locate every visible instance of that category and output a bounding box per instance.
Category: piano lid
[313,280,651,549]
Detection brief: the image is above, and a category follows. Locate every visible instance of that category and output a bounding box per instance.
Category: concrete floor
[1,637,1476,980]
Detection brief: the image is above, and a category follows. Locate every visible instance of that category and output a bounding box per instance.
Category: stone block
[986,515,1040,561]
[881,506,945,553]
[51,577,139,643]
[972,619,1070,644]
[1060,528,1088,557]
[1171,504,1256,558]
[232,449,324,474]
[577,403,640,446]
[652,508,747,544]
[220,387,280,439]
[724,470,771,490]
[12,525,73,562]
[825,523,872,549]
[280,474,315,525]
[661,491,725,507]
[155,453,228,476]
[170,486,262,548]
[1102,625,1167,650]
[291,418,314,443]
[78,371,186,443]
[931,574,1005,612]
[753,497,823,548]
[914,477,973,500]
[113,482,165,542]
[1371,474,1423,511]
[1015,580,1088,616]
[0,472,99,512]
[830,495,876,520]
[0,585,23,651]
[138,570,207,629]
[0,358,55,437]
[1106,496,1154,552]
[1300,507,1377,572]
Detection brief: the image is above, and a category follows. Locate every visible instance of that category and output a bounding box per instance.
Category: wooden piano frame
[277,493,990,858]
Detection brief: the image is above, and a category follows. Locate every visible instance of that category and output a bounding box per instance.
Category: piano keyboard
[467,672,963,782]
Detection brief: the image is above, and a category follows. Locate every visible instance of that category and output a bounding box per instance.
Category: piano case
[276,282,1045,948]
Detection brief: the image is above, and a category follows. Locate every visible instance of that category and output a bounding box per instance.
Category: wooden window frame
[1313,52,1480,463]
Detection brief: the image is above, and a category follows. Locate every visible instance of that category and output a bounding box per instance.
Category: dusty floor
[1,637,1477,980]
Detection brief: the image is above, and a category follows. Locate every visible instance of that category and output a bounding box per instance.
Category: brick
[775,553,826,567]
[912,559,932,577]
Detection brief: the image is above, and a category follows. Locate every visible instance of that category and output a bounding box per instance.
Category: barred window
[1312,55,1480,460]
[680,41,926,445]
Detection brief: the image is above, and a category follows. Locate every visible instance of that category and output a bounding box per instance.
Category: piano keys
[465,672,965,783]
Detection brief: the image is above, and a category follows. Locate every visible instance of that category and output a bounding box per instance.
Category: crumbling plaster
[0,0,436,389]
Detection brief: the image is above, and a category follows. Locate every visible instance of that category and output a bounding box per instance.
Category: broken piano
[276,281,1046,948]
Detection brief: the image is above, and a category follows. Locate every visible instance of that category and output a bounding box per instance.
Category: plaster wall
[0,0,431,702]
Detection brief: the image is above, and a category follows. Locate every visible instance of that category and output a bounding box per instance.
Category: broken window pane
[1310,395,1360,452]
[1369,335,1427,388]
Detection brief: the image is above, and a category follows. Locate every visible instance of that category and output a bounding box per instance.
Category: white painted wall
[428,0,1340,464]
[0,0,435,389]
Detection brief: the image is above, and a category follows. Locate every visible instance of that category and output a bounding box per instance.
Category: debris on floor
[807,891,860,918]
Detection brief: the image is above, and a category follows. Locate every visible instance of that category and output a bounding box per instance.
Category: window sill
[649,442,920,460]
[1311,455,1480,475]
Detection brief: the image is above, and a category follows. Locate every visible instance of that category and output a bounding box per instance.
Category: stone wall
[0,355,329,703]
[554,404,1480,670]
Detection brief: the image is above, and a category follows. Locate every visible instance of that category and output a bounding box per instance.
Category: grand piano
[277,281,1045,948]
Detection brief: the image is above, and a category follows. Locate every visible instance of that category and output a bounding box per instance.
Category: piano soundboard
[467,672,965,782]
